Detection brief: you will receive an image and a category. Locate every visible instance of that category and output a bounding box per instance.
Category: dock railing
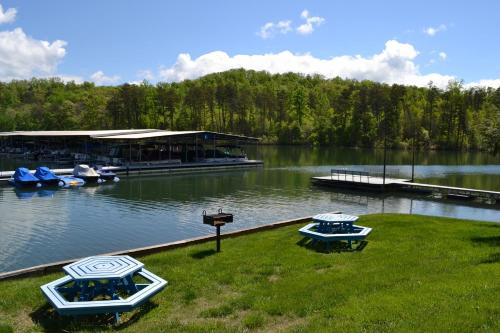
[330,169,371,183]
[364,167,400,178]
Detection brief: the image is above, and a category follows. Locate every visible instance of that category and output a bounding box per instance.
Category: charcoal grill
[203,209,233,252]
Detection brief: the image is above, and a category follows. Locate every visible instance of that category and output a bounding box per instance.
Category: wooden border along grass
[0,213,332,281]
[0,213,498,333]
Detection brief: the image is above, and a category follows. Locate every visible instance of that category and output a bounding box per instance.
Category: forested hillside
[0,69,498,152]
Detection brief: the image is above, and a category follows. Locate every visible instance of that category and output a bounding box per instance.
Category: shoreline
[0,213,322,280]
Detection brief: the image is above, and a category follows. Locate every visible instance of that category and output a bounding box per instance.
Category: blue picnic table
[313,213,358,234]
[299,213,372,249]
[41,255,167,322]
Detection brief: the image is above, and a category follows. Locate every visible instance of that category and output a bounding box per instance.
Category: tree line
[0,69,498,153]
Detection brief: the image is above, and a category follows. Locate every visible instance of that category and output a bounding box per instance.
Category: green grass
[0,214,498,332]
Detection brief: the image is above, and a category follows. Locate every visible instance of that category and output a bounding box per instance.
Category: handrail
[330,169,370,183]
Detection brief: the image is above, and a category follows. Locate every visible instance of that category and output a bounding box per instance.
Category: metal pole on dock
[411,124,416,182]
[382,108,387,188]
[382,134,387,187]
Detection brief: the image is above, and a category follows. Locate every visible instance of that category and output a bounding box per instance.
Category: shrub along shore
[0,213,498,332]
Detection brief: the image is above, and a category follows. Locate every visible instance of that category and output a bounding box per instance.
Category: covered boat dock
[0,130,262,181]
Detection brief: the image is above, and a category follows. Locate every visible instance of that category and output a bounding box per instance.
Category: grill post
[203,209,233,253]
[216,224,221,252]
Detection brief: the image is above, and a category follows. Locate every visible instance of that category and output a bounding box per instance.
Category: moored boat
[34,166,63,186]
[8,167,41,188]
[96,168,120,182]
[73,164,101,183]
[59,176,86,187]
[94,165,120,182]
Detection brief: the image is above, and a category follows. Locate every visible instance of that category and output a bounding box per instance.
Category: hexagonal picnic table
[299,213,372,249]
[41,255,167,322]
[313,213,359,233]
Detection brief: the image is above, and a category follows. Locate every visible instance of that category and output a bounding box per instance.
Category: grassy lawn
[0,213,498,332]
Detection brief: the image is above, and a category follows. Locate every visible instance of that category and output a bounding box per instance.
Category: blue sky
[0,0,499,88]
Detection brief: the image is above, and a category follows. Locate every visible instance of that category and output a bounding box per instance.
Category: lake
[0,146,499,273]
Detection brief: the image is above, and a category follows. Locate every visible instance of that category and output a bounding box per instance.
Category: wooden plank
[396,181,500,196]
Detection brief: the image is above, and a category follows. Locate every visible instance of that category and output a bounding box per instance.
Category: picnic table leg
[111,280,120,300]
[123,275,138,294]
[115,312,120,324]
[79,281,90,301]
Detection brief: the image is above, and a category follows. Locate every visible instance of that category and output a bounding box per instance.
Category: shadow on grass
[30,301,157,332]
[479,252,500,264]
[470,236,500,247]
[190,249,217,259]
[297,238,368,253]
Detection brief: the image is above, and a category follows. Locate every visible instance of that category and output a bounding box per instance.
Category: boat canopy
[34,166,59,182]
[13,167,39,182]
[73,165,99,177]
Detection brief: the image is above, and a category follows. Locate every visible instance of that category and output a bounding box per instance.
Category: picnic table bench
[40,255,167,322]
[299,213,372,249]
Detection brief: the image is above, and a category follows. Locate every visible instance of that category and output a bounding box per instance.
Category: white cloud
[137,69,155,81]
[56,74,84,83]
[439,51,447,60]
[0,28,67,81]
[297,9,325,35]
[158,40,460,88]
[90,70,120,85]
[0,4,16,24]
[424,24,446,36]
[464,79,500,89]
[258,20,292,39]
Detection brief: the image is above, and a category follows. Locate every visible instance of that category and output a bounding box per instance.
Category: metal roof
[0,129,155,137]
[94,130,258,141]
[94,130,202,139]
[0,129,259,141]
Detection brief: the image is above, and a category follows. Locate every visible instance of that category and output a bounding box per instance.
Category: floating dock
[0,160,263,185]
[312,170,500,203]
[312,173,410,191]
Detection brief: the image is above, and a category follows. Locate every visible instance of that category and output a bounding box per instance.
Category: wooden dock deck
[312,169,500,203]
[395,181,500,201]
[312,173,410,191]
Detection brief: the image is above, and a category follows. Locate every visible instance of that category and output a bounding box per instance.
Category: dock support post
[411,127,416,182]
[382,112,387,190]
[382,139,387,189]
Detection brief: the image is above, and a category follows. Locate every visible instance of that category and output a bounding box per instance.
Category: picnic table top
[63,255,144,280]
[312,213,359,223]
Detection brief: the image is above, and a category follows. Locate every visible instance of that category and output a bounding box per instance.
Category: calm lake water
[0,146,499,272]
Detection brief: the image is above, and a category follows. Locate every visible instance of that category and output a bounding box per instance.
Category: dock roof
[0,129,259,141]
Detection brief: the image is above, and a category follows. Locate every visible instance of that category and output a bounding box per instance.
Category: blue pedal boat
[59,176,86,187]
[34,166,63,186]
[8,167,41,188]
